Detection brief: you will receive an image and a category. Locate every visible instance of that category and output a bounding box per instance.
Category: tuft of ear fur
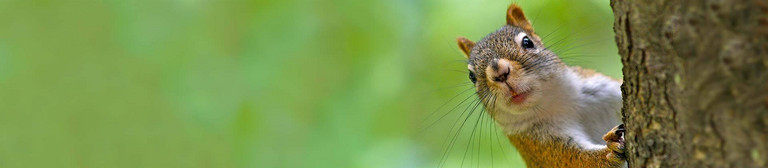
[456,37,475,58]
[506,4,534,32]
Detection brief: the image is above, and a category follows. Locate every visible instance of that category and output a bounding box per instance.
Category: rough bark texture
[611,0,768,167]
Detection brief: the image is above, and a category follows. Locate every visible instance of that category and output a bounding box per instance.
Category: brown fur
[508,124,625,168]
[457,37,475,58]
[571,66,623,82]
[506,5,534,33]
[508,134,624,168]
[570,66,599,78]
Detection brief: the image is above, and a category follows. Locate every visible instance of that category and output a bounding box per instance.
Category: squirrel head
[456,4,565,114]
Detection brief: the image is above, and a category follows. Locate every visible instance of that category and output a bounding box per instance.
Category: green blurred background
[0,0,619,167]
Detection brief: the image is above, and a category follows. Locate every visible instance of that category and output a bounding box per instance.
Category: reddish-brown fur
[507,125,625,168]
[571,66,622,83]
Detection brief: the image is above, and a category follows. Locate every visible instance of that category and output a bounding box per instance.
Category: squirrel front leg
[509,124,626,168]
[570,124,627,168]
[575,124,627,167]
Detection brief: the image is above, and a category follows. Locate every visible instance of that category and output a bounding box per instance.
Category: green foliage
[0,0,618,167]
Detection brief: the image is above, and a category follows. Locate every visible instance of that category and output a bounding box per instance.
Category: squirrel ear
[456,37,475,59]
[506,4,533,32]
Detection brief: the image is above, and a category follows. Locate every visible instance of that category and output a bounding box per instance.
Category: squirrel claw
[614,124,625,144]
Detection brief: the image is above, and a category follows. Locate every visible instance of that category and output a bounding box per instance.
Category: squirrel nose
[493,68,509,82]
[490,59,512,82]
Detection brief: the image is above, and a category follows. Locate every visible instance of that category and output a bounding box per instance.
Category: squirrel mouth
[508,88,531,104]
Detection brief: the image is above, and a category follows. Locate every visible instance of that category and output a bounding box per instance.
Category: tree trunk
[611,0,768,167]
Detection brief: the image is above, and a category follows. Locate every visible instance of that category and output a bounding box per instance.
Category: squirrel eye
[468,71,477,84]
[521,36,534,49]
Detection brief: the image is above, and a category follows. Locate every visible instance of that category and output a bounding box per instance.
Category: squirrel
[454,4,626,168]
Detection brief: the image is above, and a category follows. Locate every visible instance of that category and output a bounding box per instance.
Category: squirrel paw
[602,124,625,160]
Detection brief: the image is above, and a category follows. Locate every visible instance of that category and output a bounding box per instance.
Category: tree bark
[611,0,768,167]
